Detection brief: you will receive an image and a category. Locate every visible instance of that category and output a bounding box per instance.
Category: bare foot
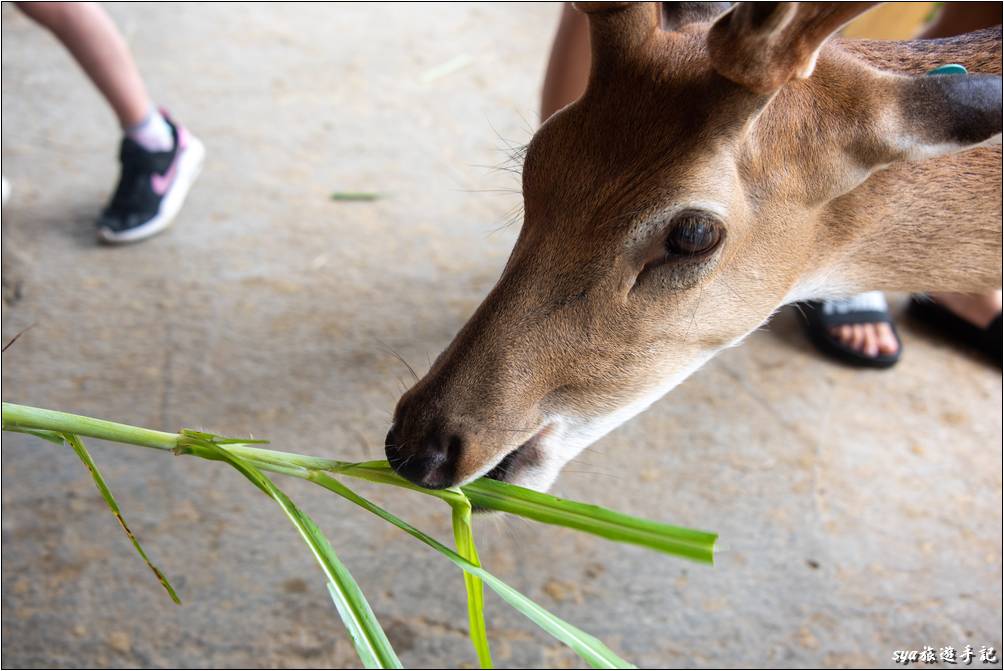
[829,321,900,359]
[816,291,901,361]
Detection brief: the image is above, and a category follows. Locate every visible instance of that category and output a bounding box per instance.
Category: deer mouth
[484,424,553,484]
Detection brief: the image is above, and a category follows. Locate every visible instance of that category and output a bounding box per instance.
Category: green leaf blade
[449,493,493,668]
[196,440,402,670]
[308,472,635,669]
[61,433,180,604]
[462,478,717,564]
[330,192,381,202]
[274,458,716,564]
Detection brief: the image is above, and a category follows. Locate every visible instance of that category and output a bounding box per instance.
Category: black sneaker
[97,113,205,244]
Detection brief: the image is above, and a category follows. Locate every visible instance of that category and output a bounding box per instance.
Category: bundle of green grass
[1,402,716,669]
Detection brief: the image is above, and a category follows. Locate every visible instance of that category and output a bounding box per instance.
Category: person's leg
[541,3,591,123]
[926,292,1003,328]
[17,2,151,128]
[919,1,1001,39]
[16,2,204,243]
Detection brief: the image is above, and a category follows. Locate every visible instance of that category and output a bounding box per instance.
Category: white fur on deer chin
[780,268,859,306]
[501,350,720,492]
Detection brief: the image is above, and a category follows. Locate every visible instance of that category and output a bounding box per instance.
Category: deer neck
[808,147,1003,298]
[789,30,1003,300]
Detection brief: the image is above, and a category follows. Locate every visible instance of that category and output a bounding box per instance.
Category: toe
[876,322,900,356]
[862,324,878,357]
[850,324,866,352]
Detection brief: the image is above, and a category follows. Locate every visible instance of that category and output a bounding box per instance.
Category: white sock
[126,108,174,152]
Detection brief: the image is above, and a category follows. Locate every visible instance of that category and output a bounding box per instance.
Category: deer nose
[385,425,462,490]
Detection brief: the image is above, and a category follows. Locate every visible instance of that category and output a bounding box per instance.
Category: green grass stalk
[2,401,717,668]
[2,403,717,563]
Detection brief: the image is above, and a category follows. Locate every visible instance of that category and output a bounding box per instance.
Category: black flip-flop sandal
[908,296,1002,366]
[800,295,902,369]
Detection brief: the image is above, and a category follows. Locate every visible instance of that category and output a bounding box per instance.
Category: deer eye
[633,209,726,290]
[666,212,722,257]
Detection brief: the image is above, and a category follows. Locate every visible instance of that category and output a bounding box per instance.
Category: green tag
[927,64,968,76]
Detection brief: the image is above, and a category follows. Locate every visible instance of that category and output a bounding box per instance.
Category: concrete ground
[2,3,1001,668]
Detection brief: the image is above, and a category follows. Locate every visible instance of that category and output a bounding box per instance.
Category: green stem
[0,404,461,507]
[2,403,178,451]
[2,402,716,564]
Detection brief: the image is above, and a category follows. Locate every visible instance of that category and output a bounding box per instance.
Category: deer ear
[707,2,878,94]
[575,2,662,67]
[880,72,1002,162]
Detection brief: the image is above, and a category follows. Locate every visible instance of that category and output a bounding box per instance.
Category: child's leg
[17,2,151,128]
[540,3,591,123]
[919,1,1002,39]
[16,1,203,243]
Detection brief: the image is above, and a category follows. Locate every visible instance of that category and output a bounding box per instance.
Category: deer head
[386,2,1002,491]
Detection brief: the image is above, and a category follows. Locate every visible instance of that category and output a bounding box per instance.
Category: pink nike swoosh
[151,154,180,196]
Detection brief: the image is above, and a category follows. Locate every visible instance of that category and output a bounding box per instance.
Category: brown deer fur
[385,2,1002,492]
